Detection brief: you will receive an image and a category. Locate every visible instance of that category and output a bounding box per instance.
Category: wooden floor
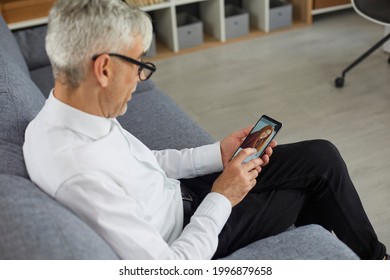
[152,10,390,250]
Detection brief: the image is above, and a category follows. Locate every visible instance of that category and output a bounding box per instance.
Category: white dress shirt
[23,92,232,260]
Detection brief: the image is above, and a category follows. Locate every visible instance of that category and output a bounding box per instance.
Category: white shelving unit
[145,0,310,53]
[6,0,333,58]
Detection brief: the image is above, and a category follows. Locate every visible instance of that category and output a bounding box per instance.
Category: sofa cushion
[12,24,51,71]
[222,224,359,260]
[0,47,45,178]
[0,174,119,259]
[118,80,214,150]
[0,16,29,75]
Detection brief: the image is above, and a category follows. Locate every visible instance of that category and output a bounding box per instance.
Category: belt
[180,184,193,229]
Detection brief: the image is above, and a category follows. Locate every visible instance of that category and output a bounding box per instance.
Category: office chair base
[335,55,390,88]
[334,77,345,88]
[334,31,390,88]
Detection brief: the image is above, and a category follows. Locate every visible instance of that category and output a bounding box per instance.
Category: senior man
[23,0,387,260]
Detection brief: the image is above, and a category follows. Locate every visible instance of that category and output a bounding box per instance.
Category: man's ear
[92,54,111,87]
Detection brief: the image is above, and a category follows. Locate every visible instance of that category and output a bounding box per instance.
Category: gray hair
[46,0,153,88]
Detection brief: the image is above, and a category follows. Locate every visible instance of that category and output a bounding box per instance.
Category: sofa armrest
[0,174,119,259]
[221,224,359,260]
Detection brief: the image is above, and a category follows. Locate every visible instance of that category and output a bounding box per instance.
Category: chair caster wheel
[335,77,344,88]
[388,56,390,64]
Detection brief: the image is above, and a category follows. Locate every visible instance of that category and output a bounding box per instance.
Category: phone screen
[231,115,282,163]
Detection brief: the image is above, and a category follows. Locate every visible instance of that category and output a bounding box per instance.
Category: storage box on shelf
[224,4,249,40]
[176,12,204,49]
[269,0,292,31]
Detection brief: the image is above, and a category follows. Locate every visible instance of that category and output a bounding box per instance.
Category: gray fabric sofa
[0,16,359,260]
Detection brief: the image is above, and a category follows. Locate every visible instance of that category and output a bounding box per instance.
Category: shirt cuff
[193,192,232,230]
[193,142,223,176]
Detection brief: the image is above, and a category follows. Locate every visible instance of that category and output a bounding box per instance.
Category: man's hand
[215,126,278,206]
[220,126,252,167]
[220,126,277,168]
[212,148,263,207]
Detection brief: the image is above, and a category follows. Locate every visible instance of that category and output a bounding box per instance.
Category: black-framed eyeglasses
[92,53,156,81]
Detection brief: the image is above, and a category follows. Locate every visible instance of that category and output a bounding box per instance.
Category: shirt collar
[45,90,114,140]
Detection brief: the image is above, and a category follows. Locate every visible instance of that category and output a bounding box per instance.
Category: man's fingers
[269,140,277,148]
[249,168,259,180]
[232,148,256,164]
[261,154,269,166]
[242,126,253,137]
[244,157,263,171]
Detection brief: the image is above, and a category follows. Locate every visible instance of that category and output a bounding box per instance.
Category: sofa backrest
[119,84,214,150]
[12,24,51,71]
[0,16,45,178]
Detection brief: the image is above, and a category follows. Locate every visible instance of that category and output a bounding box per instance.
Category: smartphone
[231,115,282,163]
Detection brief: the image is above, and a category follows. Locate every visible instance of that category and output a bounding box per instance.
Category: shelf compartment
[269,0,292,31]
[176,12,204,49]
[224,4,249,40]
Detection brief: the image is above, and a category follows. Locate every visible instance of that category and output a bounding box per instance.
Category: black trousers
[180,140,387,260]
